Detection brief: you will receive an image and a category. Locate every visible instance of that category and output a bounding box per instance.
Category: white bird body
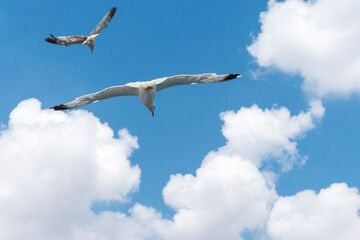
[82,34,99,53]
[51,73,242,116]
[138,82,157,116]
[45,8,116,54]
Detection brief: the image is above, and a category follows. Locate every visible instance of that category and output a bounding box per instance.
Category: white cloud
[0,99,140,239]
[162,155,277,240]
[248,0,360,98]
[61,99,320,240]
[73,204,169,240]
[218,99,324,171]
[3,98,357,240]
[267,183,360,240]
[154,100,324,240]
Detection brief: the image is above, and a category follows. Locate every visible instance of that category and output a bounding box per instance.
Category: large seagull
[45,7,117,54]
[51,73,241,117]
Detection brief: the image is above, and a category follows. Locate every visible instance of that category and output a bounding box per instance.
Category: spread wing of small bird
[90,7,117,35]
[45,35,88,46]
[45,7,117,53]
[51,73,241,115]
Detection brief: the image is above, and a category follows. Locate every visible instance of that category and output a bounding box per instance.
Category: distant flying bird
[51,73,242,117]
[45,7,117,54]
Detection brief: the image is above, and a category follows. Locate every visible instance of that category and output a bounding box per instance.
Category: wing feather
[90,7,117,36]
[155,73,241,92]
[51,85,138,110]
[45,35,88,46]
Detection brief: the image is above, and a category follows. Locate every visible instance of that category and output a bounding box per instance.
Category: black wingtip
[224,74,242,81]
[109,7,117,18]
[51,104,69,111]
[50,34,56,39]
[45,38,57,44]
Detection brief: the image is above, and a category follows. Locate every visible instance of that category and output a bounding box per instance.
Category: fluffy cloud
[2,99,358,240]
[267,183,360,240]
[73,204,168,240]
[162,155,277,240]
[156,100,324,240]
[219,100,324,171]
[248,0,360,97]
[0,99,140,239]
[0,98,323,240]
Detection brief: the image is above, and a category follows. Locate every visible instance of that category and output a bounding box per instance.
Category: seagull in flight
[51,73,242,117]
[45,7,117,54]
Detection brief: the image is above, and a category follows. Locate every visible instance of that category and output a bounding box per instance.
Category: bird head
[147,104,155,117]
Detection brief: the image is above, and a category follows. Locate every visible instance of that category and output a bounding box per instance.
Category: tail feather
[45,38,57,44]
[86,42,95,54]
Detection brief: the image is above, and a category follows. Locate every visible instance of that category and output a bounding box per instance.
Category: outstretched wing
[90,7,117,36]
[45,34,88,46]
[51,84,139,110]
[155,73,241,92]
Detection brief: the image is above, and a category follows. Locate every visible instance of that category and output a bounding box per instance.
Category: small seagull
[51,73,242,117]
[45,7,117,54]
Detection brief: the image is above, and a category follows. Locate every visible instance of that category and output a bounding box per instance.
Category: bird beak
[152,111,154,117]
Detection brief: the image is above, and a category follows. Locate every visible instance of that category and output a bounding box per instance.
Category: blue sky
[0,0,360,239]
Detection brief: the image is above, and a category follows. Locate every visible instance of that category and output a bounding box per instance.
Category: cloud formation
[248,0,360,98]
[268,183,360,240]
[0,99,140,239]
[219,100,324,171]
[162,155,277,240]
[1,99,359,240]
[155,100,323,240]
